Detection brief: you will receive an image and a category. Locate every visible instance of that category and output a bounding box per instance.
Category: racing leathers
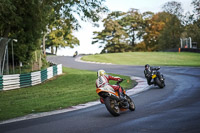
[144,66,153,85]
[96,74,124,103]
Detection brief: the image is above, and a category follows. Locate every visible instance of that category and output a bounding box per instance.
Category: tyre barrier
[0,64,62,91]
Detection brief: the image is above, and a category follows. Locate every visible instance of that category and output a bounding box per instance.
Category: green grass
[0,67,133,121]
[82,52,200,67]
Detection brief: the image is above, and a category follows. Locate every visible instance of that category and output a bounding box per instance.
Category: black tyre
[126,95,135,111]
[155,78,164,88]
[104,97,120,116]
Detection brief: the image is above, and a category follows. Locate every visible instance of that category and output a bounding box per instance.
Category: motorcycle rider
[73,51,78,57]
[96,70,125,103]
[144,64,162,85]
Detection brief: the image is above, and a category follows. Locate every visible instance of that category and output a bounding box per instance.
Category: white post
[180,38,182,48]
[186,38,188,48]
[12,40,14,74]
[12,39,17,74]
[6,44,9,74]
[189,37,192,48]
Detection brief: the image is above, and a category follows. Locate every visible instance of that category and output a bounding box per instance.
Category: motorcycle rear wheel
[104,97,120,116]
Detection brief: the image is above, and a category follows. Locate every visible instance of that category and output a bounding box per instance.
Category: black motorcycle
[145,67,165,88]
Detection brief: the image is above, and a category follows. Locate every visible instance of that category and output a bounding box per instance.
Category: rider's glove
[119,78,123,81]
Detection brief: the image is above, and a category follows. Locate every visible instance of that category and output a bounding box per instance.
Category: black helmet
[145,64,150,69]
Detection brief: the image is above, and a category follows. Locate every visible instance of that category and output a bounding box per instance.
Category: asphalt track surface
[1,56,200,133]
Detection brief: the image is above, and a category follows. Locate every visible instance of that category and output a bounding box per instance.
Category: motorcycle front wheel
[155,78,165,88]
[126,95,135,111]
[104,97,120,116]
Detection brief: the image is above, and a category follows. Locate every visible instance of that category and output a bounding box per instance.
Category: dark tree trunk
[132,33,135,47]
[51,46,54,54]
[42,33,47,57]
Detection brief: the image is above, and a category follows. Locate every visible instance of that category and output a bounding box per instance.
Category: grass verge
[0,67,133,121]
[82,52,200,67]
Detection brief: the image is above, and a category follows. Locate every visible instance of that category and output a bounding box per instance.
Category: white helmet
[97,70,106,77]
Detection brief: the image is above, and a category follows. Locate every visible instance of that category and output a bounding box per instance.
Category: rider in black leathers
[144,64,162,85]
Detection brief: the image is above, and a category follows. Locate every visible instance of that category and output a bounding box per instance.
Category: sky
[54,0,194,56]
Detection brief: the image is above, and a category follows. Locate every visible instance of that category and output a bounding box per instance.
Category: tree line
[92,0,200,53]
[0,0,107,64]
[0,0,199,66]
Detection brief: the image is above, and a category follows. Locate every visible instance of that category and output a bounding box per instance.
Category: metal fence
[0,64,62,91]
[0,37,11,75]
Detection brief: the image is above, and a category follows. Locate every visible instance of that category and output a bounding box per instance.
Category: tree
[183,0,200,48]
[92,11,129,53]
[41,0,108,56]
[0,0,108,64]
[143,13,165,51]
[120,9,145,49]
[159,1,184,50]
[158,12,183,50]
[0,0,45,65]
[162,1,184,20]
[192,0,200,18]
[92,9,151,53]
[46,19,79,55]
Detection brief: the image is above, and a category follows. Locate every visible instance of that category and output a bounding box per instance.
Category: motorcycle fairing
[96,87,119,97]
[152,74,157,79]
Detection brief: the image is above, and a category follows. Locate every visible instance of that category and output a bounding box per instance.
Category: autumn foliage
[93,0,200,53]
